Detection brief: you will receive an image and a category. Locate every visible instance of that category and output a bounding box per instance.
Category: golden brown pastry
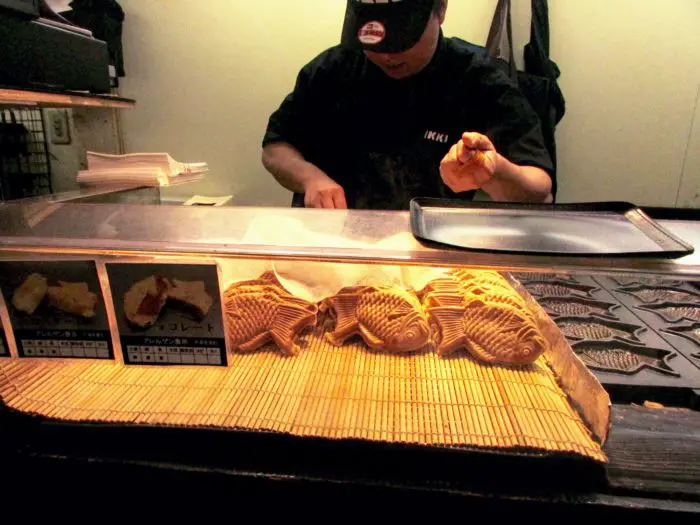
[324,285,431,353]
[168,279,213,319]
[47,281,98,318]
[12,273,48,315]
[450,269,508,284]
[124,276,170,328]
[224,283,317,356]
[227,271,281,290]
[430,299,547,364]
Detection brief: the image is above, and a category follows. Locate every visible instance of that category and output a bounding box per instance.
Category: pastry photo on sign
[105,262,226,340]
[0,260,115,361]
[9,271,98,321]
[123,275,214,330]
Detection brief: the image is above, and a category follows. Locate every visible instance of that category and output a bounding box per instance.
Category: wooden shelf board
[0,88,135,109]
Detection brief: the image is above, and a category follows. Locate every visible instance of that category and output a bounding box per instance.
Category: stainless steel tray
[410,199,694,258]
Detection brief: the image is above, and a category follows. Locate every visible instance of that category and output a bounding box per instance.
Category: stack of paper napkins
[77,152,208,186]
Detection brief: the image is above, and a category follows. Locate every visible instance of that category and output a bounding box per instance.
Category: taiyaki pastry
[323,285,431,353]
[47,281,98,318]
[451,269,511,288]
[429,300,547,365]
[124,276,171,328]
[227,271,280,290]
[421,274,528,313]
[450,269,505,281]
[12,273,48,315]
[168,279,213,319]
[224,284,317,356]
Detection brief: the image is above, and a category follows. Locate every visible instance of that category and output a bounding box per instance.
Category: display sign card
[0,318,9,357]
[0,261,114,360]
[106,263,227,366]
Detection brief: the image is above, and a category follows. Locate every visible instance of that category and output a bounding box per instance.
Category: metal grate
[0,107,52,200]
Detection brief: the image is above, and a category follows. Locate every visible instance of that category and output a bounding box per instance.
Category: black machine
[0,2,111,93]
[0,0,39,17]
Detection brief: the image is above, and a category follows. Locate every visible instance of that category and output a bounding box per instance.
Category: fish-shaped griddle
[429,300,547,365]
[556,317,644,342]
[524,282,599,298]
[637,303,700,324]
[538,297,619,320]
[511,272,577,283]
[662,323,700,347]
[224,283,317,356]
[324,285,430,353]
[610,276,684,288]
[573,341,678,377]
[618,286,700,304]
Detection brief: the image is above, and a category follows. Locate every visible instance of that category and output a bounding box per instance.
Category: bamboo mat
[0,325,606,462]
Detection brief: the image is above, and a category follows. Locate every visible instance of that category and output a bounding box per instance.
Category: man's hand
[440,132,498,193]
[262,143,348,209]
[303,172,348,209]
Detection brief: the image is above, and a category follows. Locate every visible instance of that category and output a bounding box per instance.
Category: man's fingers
[462,132,493,151]
[319,191,335,209]
[456,140,477,164]
[441,144,460,167]
[305,192,317,208]
[332,189,348,210]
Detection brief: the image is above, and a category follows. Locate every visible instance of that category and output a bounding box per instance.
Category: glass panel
[0,202,698,277]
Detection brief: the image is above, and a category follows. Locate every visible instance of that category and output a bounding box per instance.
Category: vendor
[262,0,553,210]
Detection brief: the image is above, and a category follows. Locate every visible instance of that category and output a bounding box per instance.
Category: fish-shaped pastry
[425,290,529,313]
[450,269,506,282]
[227,271,280,290]
[620,286,700,304]
[12,273,48,315]
[47,281,98,319]
[224,284,317,356]
[556,318,642,342]
[538,297,619,320]
[451,270,513,292]
[574,342,678,377]
[324,285,431,353]
[429,300,547,364]
[638,304,700,323]
[419,277,462,298]
[524,282,598,298]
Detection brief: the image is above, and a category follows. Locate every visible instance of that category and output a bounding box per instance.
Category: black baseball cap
[341,0,436,54]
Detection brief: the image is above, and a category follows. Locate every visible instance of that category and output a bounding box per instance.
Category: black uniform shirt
[263,35,553,210]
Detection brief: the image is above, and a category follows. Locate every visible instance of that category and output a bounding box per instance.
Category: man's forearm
[481,154,553,203]
[261,142,325,194]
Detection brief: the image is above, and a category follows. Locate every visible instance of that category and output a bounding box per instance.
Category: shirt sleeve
[469,61,554,177]
[262,61,317,152]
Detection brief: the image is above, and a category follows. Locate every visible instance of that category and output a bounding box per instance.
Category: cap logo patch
[358,21,386,45]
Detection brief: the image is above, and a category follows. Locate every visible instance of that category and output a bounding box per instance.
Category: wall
[118,0,700,207]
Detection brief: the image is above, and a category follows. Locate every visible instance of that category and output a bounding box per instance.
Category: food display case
[0,198,699,515]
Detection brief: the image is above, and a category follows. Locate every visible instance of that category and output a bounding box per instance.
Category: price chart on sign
[105,262,227,366]
[0,261,114,360]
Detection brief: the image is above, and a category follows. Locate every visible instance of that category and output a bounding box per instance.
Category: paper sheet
[219,215,450,302]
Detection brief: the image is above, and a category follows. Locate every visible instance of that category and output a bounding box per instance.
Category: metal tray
[410,199,694,258]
